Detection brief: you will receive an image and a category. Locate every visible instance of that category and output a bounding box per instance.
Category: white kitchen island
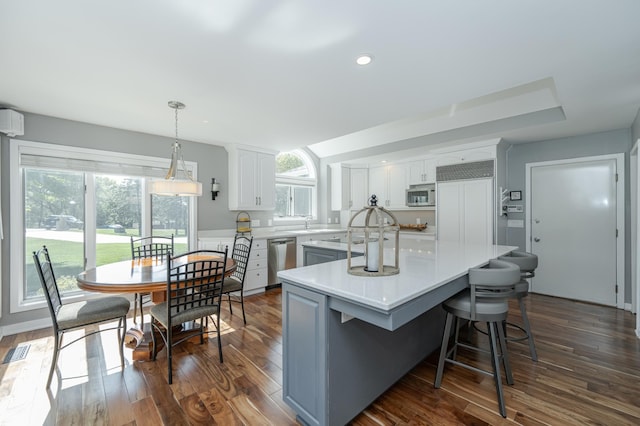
[278,240,516,426]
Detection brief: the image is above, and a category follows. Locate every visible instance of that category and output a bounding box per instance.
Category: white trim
[525,153,625,309]
[632,139,640,337]
[9,139,199,314]
[1,317,53,336]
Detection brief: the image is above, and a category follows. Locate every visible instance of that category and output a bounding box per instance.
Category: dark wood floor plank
[199,386,244,425]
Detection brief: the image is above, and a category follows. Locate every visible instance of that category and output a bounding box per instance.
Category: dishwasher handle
[269,238,295,244]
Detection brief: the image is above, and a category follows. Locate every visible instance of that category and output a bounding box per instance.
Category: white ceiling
[1,1,640,161]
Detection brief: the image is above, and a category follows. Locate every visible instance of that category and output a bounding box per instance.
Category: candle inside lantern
[367,240,379,272]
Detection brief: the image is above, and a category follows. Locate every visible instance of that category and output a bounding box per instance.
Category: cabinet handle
[256,196,258,205]
[259,196,262,205]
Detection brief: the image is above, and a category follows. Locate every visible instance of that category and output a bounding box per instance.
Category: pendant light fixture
[150,101,203,196]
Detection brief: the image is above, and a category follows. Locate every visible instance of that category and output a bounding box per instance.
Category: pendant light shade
[150,101,203,196]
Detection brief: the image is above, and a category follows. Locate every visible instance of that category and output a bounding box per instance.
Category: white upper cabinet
[369,164,406,208]
[406,158,436,185]
[227,147,275,211]
[331,165,369,210]
[350,167,369,210]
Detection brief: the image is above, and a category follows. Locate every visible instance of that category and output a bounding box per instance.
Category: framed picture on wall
[510,190,522,201]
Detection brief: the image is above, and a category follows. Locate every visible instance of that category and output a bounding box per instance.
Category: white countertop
[199,227,435,240]
[278,240,516,312]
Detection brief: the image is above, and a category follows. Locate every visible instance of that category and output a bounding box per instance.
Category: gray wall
[0,112,236,327]
[632,109,640,145]
[505,128,633,302]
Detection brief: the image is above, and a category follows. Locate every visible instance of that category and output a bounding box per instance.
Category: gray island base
[279,240,516,426]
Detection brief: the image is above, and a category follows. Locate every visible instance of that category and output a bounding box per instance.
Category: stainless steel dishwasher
[267,237,297,285]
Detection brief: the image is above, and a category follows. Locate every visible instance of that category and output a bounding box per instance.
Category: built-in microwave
[406,184,436,207]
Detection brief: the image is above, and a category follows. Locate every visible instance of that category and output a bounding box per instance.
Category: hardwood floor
[1,289,639,425]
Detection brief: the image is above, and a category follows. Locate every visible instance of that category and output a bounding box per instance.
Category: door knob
[534,237,541,242]
[534,219,540,224]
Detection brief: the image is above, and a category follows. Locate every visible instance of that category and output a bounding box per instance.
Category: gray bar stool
[498,251,538,361]
[434,259,521,418]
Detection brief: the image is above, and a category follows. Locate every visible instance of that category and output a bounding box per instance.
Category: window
[275,150,316,219]
[11,140,199,312]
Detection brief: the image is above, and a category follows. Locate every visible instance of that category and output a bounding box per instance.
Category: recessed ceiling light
[203,120,209,124]
[356,54,373,66]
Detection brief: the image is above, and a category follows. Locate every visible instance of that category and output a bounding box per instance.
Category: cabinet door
[437,179,493,244]
[424,159,437,183]
[256,152,275,209]
[436,182,463,242]
[406,160,425,185]
[236,150,257,209]
[462,179,493,245]
[330,164,350,210]
[350,168,369,209]
[368,166,388,207]
[387,164,407,209]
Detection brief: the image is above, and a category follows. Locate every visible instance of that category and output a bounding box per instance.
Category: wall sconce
[211,178,221,200]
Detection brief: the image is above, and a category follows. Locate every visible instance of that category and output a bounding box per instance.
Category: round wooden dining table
[77,254,236,361]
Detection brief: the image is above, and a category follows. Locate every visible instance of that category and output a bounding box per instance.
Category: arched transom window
[275,150,317,219]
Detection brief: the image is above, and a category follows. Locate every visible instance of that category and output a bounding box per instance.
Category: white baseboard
[625,302,633,312]
[1,317,53,337]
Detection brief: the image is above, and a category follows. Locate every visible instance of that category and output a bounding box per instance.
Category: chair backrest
[33,246,63,324]
[498,251,538,279]
[230,234,253,283]
[165,249,228,327]
[468,259,521,317]
[131,235,174,260]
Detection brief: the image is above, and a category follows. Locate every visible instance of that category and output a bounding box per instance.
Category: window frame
[9,140,200,313]
[274,150,317,221]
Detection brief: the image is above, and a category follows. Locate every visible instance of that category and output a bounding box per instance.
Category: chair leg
[434,312,454,388]
[488,322,507,418]
[519,297,538,361]
[46,331,61,389]
[216,312,224,363]
[240,290,246,325]
[118,316,127,371]
[150,319,158,361]
[167,326,173,384]
[452,317,461,360]
[227,293,233,315]
[496,321,514,385]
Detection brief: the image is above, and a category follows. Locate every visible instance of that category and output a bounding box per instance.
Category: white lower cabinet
[244,238,267,293]
[198,237,267,294]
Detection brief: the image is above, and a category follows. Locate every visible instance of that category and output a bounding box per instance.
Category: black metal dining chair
[33,246,130,389]
[130,235,174,327]
[149,248,228,384]
[221,234,253,324]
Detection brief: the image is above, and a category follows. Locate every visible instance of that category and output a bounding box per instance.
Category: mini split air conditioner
[0,109,24,137]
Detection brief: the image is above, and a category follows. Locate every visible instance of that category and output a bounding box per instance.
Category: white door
[529,158,617,306]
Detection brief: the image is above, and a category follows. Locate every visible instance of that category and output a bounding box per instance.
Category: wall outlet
[335,216,339,224]
[251,219,260,227]
[416,218,421,225]
[327,218,332,224]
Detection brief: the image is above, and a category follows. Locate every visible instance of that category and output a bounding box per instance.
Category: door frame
[631,141,640,337]
[525,153,625,309]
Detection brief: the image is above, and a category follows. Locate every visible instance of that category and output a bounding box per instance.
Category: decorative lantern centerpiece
[347,195,400,276]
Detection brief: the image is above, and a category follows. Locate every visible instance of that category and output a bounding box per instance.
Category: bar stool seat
[498,251,539,361]
[434,259,521,418]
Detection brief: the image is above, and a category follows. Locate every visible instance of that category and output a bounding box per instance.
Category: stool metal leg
[488,322,507,418]
[519,297,538,361]
[496,321,514,385]
[434,312,454,388]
